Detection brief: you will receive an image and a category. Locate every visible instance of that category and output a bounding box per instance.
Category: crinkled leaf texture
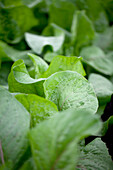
[0,86,30,167]
[89,73,113,105]
[15,93,58,127]
[76,138,113,170]
[25,32,64,54]
[29,108,102,170]
[43,55,86,77]
[8,59,46,96]
[80,46,113,75]
[44,71,98,112]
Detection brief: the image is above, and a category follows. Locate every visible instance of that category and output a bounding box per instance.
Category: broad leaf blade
[44,71,98,113]
[80,46,113,75]
[29,108,102,170]
[0,87,30,167]
[77,138,113,170]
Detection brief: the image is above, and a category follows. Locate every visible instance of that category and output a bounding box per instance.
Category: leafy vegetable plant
[0,0,113,169]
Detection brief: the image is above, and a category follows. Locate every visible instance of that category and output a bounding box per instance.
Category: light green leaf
[8,59,46,96]
[43,55,86,78]
[29,108,102,170]
[0,40,32,66]
[71,11,95,55]
[0,6,37,44]
[28,53,48,79]
[25,32,64,54]
[89,73,113,105]
[15,93,58,127]
[44,71,98,112]
[93,27,113,52]
[80,46,113,75]
[76,138,113,170]
[0,87,30,167]
[44,51,58,62]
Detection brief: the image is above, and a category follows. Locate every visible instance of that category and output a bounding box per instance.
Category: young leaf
[44,71,98,112]
[80,46,113,75]
[0,86,30,167]
[29,108,102,170]
[8,59,46,96]
[89,73,113,105]
[76,138,113,170]
[71,11,95,55]
[43,55,86,77]
[25,32,64,54]
[15,93,58,127]
[28,53,48,79]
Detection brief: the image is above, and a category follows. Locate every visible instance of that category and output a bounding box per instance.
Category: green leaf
[0,0,43,8]
[48,1,77,31]
[44,71,98,112]
[0,40,32,66]
[15,93,58,127]
[25,32,64,54]
[71,11,95,55]
[28,53,48,79]
[80,46,113,75]
[44,51,58,62]
[19,157,36,170]
[76,138,113,170]
[43,55,86,78]
[0,62,12,85]
[93,27,113,52]
[89,73,113,105]
[0,86,30,167]
[29,108,102,170]
[8,59,46,96]
[0,6,37,44]
[75,0,108,32]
